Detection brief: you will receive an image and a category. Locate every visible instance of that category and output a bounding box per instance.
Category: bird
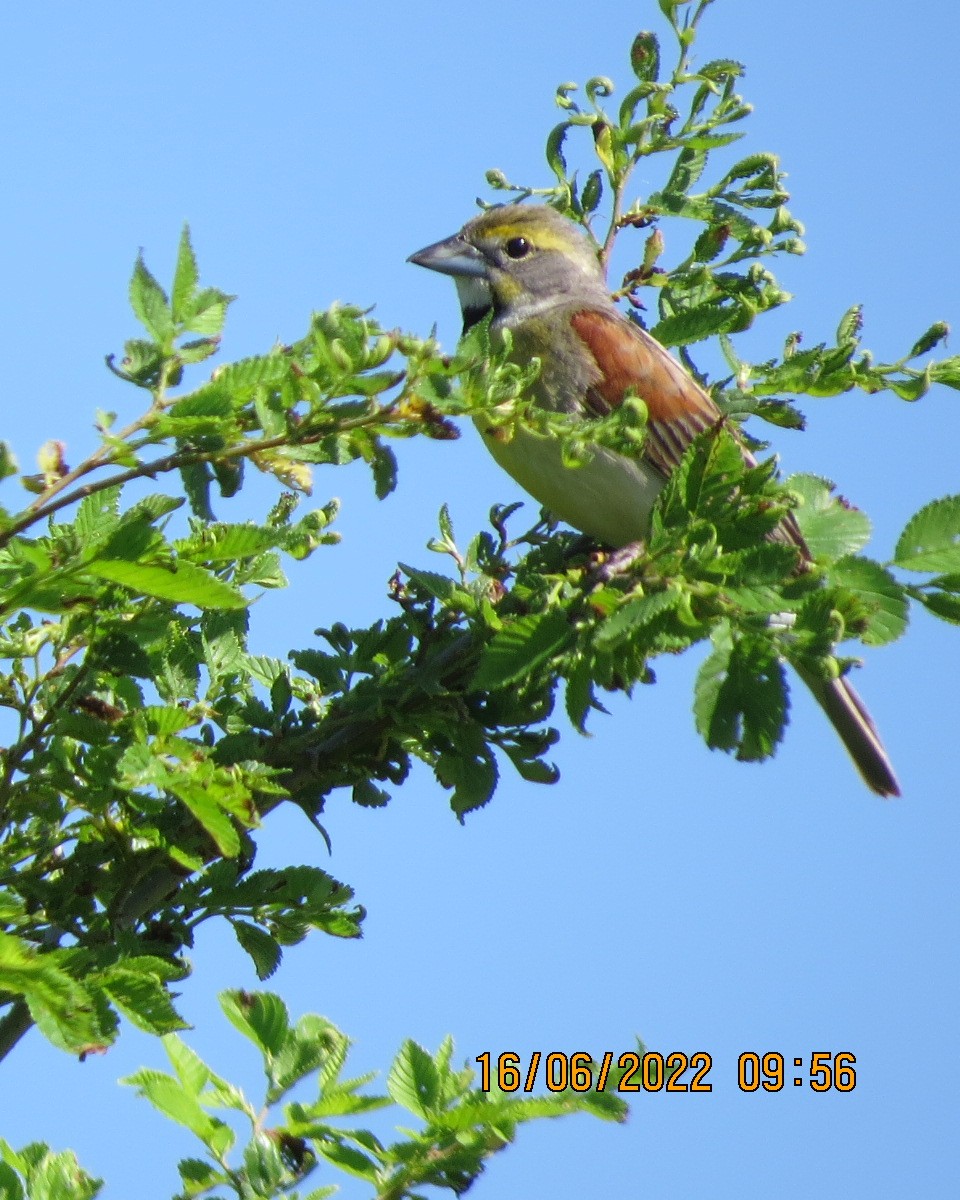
[408,203,899,796]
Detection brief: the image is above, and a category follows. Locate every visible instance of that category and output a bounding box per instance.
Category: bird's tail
[798,668,900,797]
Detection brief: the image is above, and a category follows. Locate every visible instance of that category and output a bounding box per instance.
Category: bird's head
[409,204,609,332]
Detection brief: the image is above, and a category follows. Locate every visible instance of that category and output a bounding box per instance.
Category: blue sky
[1,2,958,1198]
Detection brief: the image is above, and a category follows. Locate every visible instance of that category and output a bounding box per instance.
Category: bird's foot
[588,540,647,583]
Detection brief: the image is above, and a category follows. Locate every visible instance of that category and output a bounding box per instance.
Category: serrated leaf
[827,556,908,645]
[472,608,572,691]
[698,58,745,82]
[437,738,498,818]
[908,321,949,359]
[630,30,660,82]
[184,524,278,563]
[694,625,787,761]
[122,1069,233,1154]
[835,304,863,346]
[684,131,746,151]
[187,287,233,336]
[213,353,293,393]
[172,225,199,323]
[665,146,708,196]
[130,253,173,342]
[564,658,600,732]
[169,780,242,856]
[651,301,748,347]
[315,1140,379,1182]
[437,503,455,544]
[894,495,960,571]
[595,588,682,647]
[163,1036,211,1097]
[788,474,872,562]
[753,399,805,430]
[0,933,108,1055]
[545,122,570,183]
[232,922,280,980]
[168,389,233,420]
[100,968,188,1035]
[930,358,960,390]
[399,562,460,603]
[887,368,931,402]
[352,779,390,808]
[178,1157,227,1196]
[581,169,603,214]
[387,1040,440,1118]
[917,589,960,624]
[371,443,397,500]
[220,990,290,1057]
[87,558,247,608]
[179,461,215,521]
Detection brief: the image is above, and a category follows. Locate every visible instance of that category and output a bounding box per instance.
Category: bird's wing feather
[569,308,721,480]
[570,306,808,552]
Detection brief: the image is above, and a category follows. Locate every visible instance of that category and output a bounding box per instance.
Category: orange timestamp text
[474,1051,858,1093]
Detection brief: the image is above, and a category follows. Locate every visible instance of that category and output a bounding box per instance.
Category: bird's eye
[505,236,531,259]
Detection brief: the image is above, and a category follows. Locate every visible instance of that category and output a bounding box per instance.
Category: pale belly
[474,415,665,548]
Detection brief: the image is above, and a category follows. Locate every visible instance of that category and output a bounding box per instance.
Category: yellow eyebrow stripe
[478,223,574,253]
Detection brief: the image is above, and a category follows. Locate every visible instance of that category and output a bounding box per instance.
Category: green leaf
[315,1140,379,1182]
[166,778,242,857]
[698,58,746,82]
[387,1040,440,1118]
[122,1067,234,1155]
[472,609,572,691]
[827,557,908,646]
[651,301,748,347]
[100,967,188,1035]
[581,169,603,215]
[399,563,460,604]
[629,31,660,82]
[233,922,283,981]
[545,122,570,183]
[665,146,708,196]
[0,440,20,482]
[187,287,233,336]
[894,495,960,571]
[436,734,499,818]
[908,321,949,359]
[183,524,278,563]
[168,389,233,421]
[129,253,173,343]
[694,625,788,761]
[87,559,247,608]
[595,588,682,647]
[0,934,109,1055]
[220,989,290,1057]
[179,461,215,521]
[371,443,398,500]
[171,225,199,323]
[916,589,960,625]
[178,1158,228,1196]
[930,357,960,390]
[352,779,390,808]
[564,658,599,732]
[835,303,863,346]
[788,474,872,562]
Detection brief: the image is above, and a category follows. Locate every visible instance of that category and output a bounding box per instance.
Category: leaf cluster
[110,990,623,1200]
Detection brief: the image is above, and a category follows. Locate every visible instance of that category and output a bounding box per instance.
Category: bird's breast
[473,412,665,547]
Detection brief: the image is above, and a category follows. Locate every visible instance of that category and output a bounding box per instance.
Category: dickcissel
[409,203,899,796]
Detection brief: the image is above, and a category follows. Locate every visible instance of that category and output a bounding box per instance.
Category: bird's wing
[569,307,724,480]
[570,306,807,552]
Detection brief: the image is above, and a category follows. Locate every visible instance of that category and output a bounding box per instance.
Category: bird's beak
[407,234,487,279]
